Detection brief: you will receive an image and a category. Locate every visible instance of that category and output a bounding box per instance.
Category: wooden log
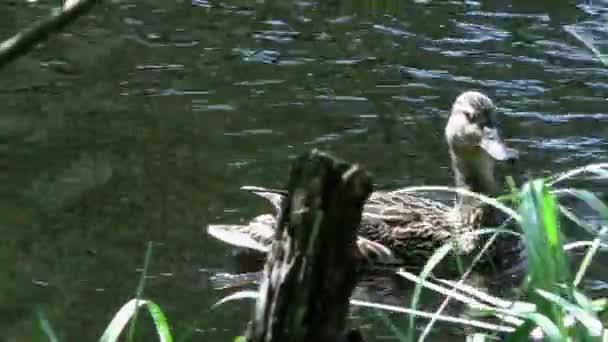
[246,149,372,342]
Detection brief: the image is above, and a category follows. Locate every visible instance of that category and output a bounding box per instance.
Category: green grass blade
[554,189,608,286]
[144,301,172,342]
[548,163,608,186]
[518,180,570,332]
[99,298,172,342]
[553,189,608,223]
[505,312,563,342]
[101,299,147,342]
[502,322,531,342]
[591,298,608,313]
[350,299,514,332]
[574,226,608,287]
[407,243,452,342]
[564,26,608,66]
[535,289,602,336]
[573,290,597,314]
[558,205,598,236]
[519,181,568,286]
[127,241,154,341]
[35,307,59,342]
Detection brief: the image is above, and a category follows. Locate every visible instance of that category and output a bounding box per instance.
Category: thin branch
[0,0,99,69]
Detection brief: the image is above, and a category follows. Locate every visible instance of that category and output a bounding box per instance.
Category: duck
[207,91,519,266]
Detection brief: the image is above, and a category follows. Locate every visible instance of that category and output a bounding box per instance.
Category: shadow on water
[1,0,608,340]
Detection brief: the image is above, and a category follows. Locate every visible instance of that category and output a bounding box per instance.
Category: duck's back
[359,191,475,263]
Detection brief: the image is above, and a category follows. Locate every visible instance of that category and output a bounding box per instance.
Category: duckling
[208,91,518,266]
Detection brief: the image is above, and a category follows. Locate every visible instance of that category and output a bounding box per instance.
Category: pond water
[2,0,608,340]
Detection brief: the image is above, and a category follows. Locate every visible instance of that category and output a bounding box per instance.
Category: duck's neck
[450,150,500,221]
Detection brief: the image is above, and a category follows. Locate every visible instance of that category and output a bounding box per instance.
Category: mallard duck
[208,91,518,266]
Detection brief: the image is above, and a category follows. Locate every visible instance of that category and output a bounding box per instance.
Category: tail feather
[209,186,405,267]
[240,185,287,215]
[240,186,288,196]
[207,220,274,253]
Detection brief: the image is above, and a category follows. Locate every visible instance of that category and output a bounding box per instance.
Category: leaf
[591,298,608,313]
[574,226,608,287]
[548,163,608,185]
[350,299,514,332]
[564,27,608,66]
[407,243,452,341]
[35,307,59,342]
[555,189,608,224]
[518,180,571,331]
[573,290,596,314]
[535,289,603,336]
[504,321,534,342]
[99,299,172,342]
[508,312,563,342]
[127,241,155,340]
[520,180,571,284]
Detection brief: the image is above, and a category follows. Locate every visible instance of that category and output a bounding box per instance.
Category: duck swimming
[208,91,519,266]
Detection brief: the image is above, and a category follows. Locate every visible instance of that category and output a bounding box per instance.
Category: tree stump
[246,149,372,342]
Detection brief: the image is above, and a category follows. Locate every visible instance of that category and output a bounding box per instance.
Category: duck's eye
[476,116,488,127]
[463,111,474,121]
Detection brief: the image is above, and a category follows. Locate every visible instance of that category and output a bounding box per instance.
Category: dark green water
[2,0,608,340]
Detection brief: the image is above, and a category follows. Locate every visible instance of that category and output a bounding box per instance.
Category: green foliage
[100,299,172,342]
[35,307,59,342]
[497,174,606,340]
[99,241,174,342]
[518,180,570,331]
[407,243,452,341]
[32,242,174,342]
[379,164,608,341]
[126,241,155,341]
[565,26,608,66]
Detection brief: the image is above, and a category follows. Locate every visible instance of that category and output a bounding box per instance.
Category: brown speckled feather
[208,187,478,266]
[358,191,475,263]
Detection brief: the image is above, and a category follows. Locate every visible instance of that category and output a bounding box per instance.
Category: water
[2,0,608,340]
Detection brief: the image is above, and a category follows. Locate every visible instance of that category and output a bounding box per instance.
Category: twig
[0,0,99,69]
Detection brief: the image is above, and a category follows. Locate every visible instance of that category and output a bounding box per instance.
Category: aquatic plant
[99,242,173,342]
[35,242,173,342]
[372,163,608,341]
[34,164,608,341]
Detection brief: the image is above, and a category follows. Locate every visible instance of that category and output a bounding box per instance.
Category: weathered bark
[247,149,372,342]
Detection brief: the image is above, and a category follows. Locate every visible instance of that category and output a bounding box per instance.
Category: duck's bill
[480,129,519,161]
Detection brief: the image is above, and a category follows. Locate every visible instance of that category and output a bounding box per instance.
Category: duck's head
[444,91,518,194]
[445,91,518,163]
